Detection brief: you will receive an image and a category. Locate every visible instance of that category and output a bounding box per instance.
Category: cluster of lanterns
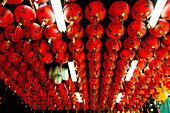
[0,0,170,112]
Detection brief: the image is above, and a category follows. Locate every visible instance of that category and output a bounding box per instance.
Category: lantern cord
[0,0,7,6]
[29,0,36,12]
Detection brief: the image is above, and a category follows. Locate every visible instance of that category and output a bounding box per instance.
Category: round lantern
[103,51,118,61]
[32,0,49,4]
[24,51,38,64]
[106,22,125,39]
[117,59,129,70]
[149,58,162,69]
[30,60,43,71]
[36,5,55,25]
[15,40,31,55]
[17,62,28,73]
[88,61,101,70]
[55,52,69,64]
[124,37,141,51]
[77,69,86,78]
[102,69,114,77]
[142,36,160,51]
[32,39,49,54]
[127,21,147,38]
[51,39,67,53]
[156,47,169,60]
[4,24,24,42]
[0,53,6,65]
[103,60,116,70]
[66,23,84,41]
[152,88,168,101]
[8,52,22,64]
[120,49,135,61]
[39,51,53,64]
[63,3,83,23]
[86,39,101,52]
[14,5,36,26]
[85,1,106,23]
[75,61,85,70]
[89,77,99,85]
[0,40,14,55]
[161,1,170,20]
[72,52,85,62]
[149,19,169,37]
[108,1,130,23]
[138,48,153,60]
[44,24,62,42]
[162,34,170,50]
[0,7,13,27]
[87,51,101,62]
[86,23,104,39]
[106,39,122,52]
[69,39,84,52]
[24,23,43,41]
[131,0,154,21]
[0,30,4,42]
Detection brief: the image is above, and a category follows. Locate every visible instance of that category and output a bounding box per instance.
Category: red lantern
[85,1,106,23]
[106,39,122,52]
[4,24,24,42]
[17,62,28,73]
[161,1,170,20]
[0,30,4,42]
[103,60,116,70]
[24,51,38,64]
[32,39,49,54]
[30,60,43,71]
[0,53,6,65]
[87,51,101,62]
[89,69,100,78]
[24,23,43,41]
[15,40,31,55]
[149,19,169,37]
[8,52,22,64]
[162,35,170,50]
[117,59,129,70]
[138,48,153,60]
[14,5,36,26]
[149,58,162,69]
[36,5,55,25]
[103,51,118,61]
[66,23,84,41]
[32,0,49,4]
[0,7,13,27]
[77,69,86,78]
[86,23,104,39]
[131,0,154,21]
[44,24,62,41]
[124,37,141,51]
[108,1,130,23]
[156,47,169,60]
[88,61,101,70]
[86,39,101,52]
[55,52,69,64]
[63,3,83,23]
[102,69,113,77]
[3,0,23,5]
[89,77,99,85]
[51,39,67,53]
[72,52,85,62]
[69,39,84,52]
[0,40,14,55]
[39,51,53,64]
[127,21,147,38]
[142,36,160,51]
[120,49,135,61]
[106,22,125,39]
[75,61,85,70]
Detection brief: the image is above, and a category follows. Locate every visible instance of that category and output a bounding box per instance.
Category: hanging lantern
[14,5,36,26]
[138,48,153,60]
[88,61,101,70]
[124,37,141,51]
[63,3,83,24]
[131,0,154,21]
[75,61,85,70]
[77,69,86,78]
[85,1,106,23]
[161,1,170,20]
[89,77,99,85]
[102,69,114,77]
[32,0,49,4]
[69,39,84,52]
[1,0,23,5]
[156,47,169,60]
[8,52,22,64]
[89,69,100,78]
[103,60,116,70]
[0,7,13,27]
[108,1,130,23]
[142,36,160,51]
[15,40,31,55]
[0,40,14,55]
[120,49,135,61]
[149,19,169,37]
[86,39,101,52]
[4,24,24,42]
[127,21,147,38]
[17,62,28,73]
[86,23,104,39]
[87,51,101,62]
[30,60,43,71]
[66,23,84,41]
[51,39,67,53]
[44,24,62,42]
[103,51,118,61]
[117,59,129,70]
[161,77,170,93]
[106,22,125,39]
[149,58,162,69]
[39,51,53,64]
[36,5,55,25]
[106,39,122,52]
[32,39,49,54]
[55,52,69,64]
[162,34,170,50]
[72,52,85,62]
[24,51,38,64]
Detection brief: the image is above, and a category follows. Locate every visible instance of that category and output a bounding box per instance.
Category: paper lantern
[0,40,14,55]
[32,39,49,54]
[39,51,53,64]
[162,34,170,50]
[138,48,153,60]
[106,39,122,52]
[24,51,38,64]
[88,61,101,70]
[15,40,31,55]
[55,52,69,64]
[124,37,141,51]
[69,39,84,52]
[120,49,135,61]
[0,7,13,27]
[51,39,67,53]
[72,52,85,62]
[8,52,22,64]
[87,51,101,62]
[86,39,101,52]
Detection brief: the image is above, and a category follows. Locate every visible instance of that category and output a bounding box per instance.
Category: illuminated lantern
[106,39,122,52]
[149,58,162,69]
[89,77,99,84]
[88,61,101,70]
[108,1,130,23]
[77,69,86,78]
[39,51,53,64]
[4,24,24,42]
[162,35,170,50]
[0,7,13,27]
[75,61,85,70]
[161,77,170,93]
[89,69,100,78]
[103,60,116,70]
[138,48,153,60]
[142,36,160,51]
[63,3,83,23]
[85,1,106,23]
[24,23,43,41]
[0,40,14,55]
[124,37,141,51]
[72,52,85,62]
[103,51,118,61]
[117,59,129,70]
[44,24,62,42]
[102,69,114,77]
[86,39,101,52]
[106,22,125,39]
[24,51,38,64]
[30,60,43,71]
[1,0,23,5]
[51,39,67,53]
[36,5,55,25]
[120,49,135,61]
[161,1,170,20]
[156,47,169,60]
[32,39,49,54]
[8,52,22,64]
[69,39,84,52]
[131,0,154,21]
[15,40,31,55]
[87,51,101,62]
[127,21,147,38]
[152,88,168,101]
[86,23,104,39]
[14,5,36,26]
[55,52,69,64]
[115,68,126,77]
[149,19,169,37]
